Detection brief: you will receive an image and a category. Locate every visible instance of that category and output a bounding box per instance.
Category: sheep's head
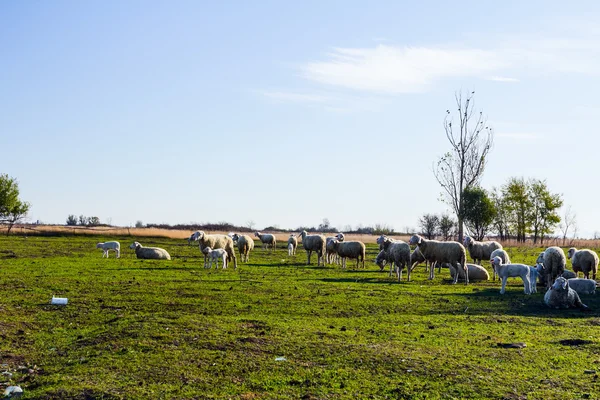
[202,247,212,255]
[463,236,473,247]
[535,252,545,264]
[375,250,386,269]
[376,235,386,245]
[408,235,421,246]
[129,242,141,250]
[490,256,502,267]
[96,243,104,249]
[335,233,345,241]
[299,230,307,239]
[536,263,545,274]
[231,233,240,242]
[551,276,568,291]
[254,232,261,237]
[567,248,576,259]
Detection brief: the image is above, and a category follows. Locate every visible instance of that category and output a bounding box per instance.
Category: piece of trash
[50,296,68,305]
[4,386,23,399]
[275,356,287,361]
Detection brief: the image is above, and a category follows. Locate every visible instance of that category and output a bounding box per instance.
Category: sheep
[331,240,366,269]
[567,248,598,280]
[490,256,531,294]
[129,242,171,260]
[378,238,414,281]
[408,235,468,284]
[230,233,254,263]
[463,236,503,265]
[536,247,566,291]
[326,234,345,264]
[528,265,538,294]
[562,269,577,279]
[255,231,276,251]
[536,263,577,287]
[544,277,589,310]
[96,241,120,258]
[298,230,326,266]
[446,263,490,282]
[201,246,228,269]
[566,278,597,296]
[195,231,237,269]
[287,234,298,256]
[489,249,510,281]
[188,230,201,245]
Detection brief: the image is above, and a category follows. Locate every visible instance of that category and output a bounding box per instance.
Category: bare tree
[559,205,577,246]
[433,91,494,243]
[418,213,439,240]
[245,220,256,231]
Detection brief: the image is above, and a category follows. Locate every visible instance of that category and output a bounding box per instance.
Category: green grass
[0,235,599,399]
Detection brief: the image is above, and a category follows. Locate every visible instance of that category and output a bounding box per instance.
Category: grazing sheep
[536,247,566,291]
[254,231,276,251]
[463,236,503,265]
[490,256,531,295]
[566,278,597,295]
[96,241,120,258]
[230,233,254,263]
[195,231,237,269]
[567,248,598,280]
[129,242,171,260]
[489,249,510,281]
[298,230,326,266]
[544,277,589,310]
[188,231,201,245]
[331,240,366,269]
[380,238,413,281]
[447,263,490,282]
[287,234,298,256]
[202,246,228,269]
[408,235,468,284]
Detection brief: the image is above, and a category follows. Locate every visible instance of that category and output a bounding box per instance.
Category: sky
[2,1,600,237]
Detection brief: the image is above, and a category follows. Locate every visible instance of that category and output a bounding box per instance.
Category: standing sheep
[195,231,237,269]
[409,235,468,284]
[230,233,254,263]
[96,241,120,258]
[202,247,228,269]
[536,247,566,291]
[544,277,589,310]
[463,236,503,265]
[567,248,598,280]
[489,248,510,281]
[298,230,326,266]
[325,234,345,264]
[287,234,298,256]
[255,232,276,251]
[331,240,366,269]
[380,238,412,281]
[129,242,171,260]
[490,256,532,295]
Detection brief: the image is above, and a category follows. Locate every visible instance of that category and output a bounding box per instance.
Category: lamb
[129,242,171,260]
[287,234,298,256]
[489,248,510,281]
[567,248,598,280]
[230,233,254,263]
[195,231,237,269]
[298,230,326,266]
[254,231,276,251]
[201,246,228,269]
[447,263,490,282]
[408,235,468,284]
[463,236,503,265]
[566,278,597,296]
[490,256,531,295]
[96,241,120,258]
[544,277,589,310]
[331,240,366,269]
[379,238,415,281]
[536,247,566,291]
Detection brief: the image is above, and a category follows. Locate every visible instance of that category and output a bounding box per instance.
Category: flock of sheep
[95,230,599,310]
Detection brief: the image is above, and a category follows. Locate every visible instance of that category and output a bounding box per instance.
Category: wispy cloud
[260,89,385,113]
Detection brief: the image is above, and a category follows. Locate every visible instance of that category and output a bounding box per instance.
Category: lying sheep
[287,234,298,256]
[230,233,254,263]
[464,236,503,265]
[331,239,366,269]
[129,242,171,260]
[447,263,490,282]
[536,247,566,291]
[202,246,228,269]
[567,248,598,280]
[490,256,531,295]
[299,230,326,266]
[566,278,597,295]
[489,249,510,281]
[544,277,589,310]
[96,241,120,258]
[255,231,276,251]
[409,235,467,284]
[536,264,578,287]
[195,231,237,269]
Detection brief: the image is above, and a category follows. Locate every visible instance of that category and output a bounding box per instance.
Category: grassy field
[0,235,599,399]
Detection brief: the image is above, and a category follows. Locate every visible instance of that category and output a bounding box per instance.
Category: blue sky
[2,1,600,237]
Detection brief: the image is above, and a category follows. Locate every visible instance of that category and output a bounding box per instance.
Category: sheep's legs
[306,250,312,265]
[500,277,507,294]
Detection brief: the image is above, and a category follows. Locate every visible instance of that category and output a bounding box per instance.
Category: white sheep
[566,278,597,295]
[528,265,538,294]
[490,256,531,295]
[489,248,510,281]
[408,235,468,284]
[298,230,326,266]
[195,231,237,269]
[255,231,276,251]
[379,237,412,281]
[463,236,503,265]
[536,263,577,287]
[331,240,366,269]
[129,242,171,260]
[230,233,254,263]
[567,248,598,280]
[202,246,228,269]
[96,241,120,258]
[188,230,201,245]
[536,247,566,291]
[325,234,345,265]
[447,263,490,282]
[544,277,589,310]
[287,234,298,256]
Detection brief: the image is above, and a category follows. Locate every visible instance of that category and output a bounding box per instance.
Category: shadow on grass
[320,277,404,285]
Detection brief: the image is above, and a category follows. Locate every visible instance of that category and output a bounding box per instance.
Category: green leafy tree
[0,174,31,235]
[66,214,78,226]
[502,177,530,243]
[78,215,89,226]
[462,186,496,240]
[528,179,563,244]
[489,189,511,240]
[88,216,101,226]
